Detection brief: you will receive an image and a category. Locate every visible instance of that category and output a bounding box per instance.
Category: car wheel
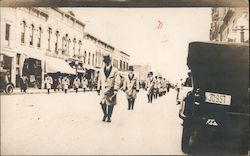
[5,84,14,95]
[181,121,196,154]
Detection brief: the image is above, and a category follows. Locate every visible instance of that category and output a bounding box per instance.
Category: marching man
[62,75,70,94]
[73,76,81,93]
[45,74,53,94]
[146,72,155,103]
[123,67,139,110]
[97,55,120,123]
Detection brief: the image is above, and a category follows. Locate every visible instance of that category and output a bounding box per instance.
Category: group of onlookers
[146,72,171,103]
[44,74,88,94]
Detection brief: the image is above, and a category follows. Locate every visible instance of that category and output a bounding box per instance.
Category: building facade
[1,7,86,88]
[0,7,130,89]
[129,64,151,82]
[210,7,249,43]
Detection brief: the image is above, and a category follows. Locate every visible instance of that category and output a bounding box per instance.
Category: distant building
[129,64,151,82]
[210,7,249,43]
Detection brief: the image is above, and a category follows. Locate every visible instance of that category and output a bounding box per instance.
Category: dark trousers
[147,94,153,103]
[47,89,50,94]
[64,89,67,94]
[83,88,86,92]
[75,88,78,93]
[101,104,114,119]
[128,98,135,110]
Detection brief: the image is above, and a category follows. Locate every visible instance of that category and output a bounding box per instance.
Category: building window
[55,31,59,53]
[16,54,21,65]
[67,39,71,55]
[120,60,122,70]
[73,38,76,56]
[78,40,82,55]
[84,51,86,63]
[37,27,42,48]
[88,52,91,65]
[21,21,26,44]
[47,27,52,51]
[92,54,95,66]
[5,24,10,44]
[30,24,34,46]
[62,36,66,55]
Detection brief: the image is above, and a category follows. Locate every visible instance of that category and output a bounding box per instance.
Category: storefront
[22,58,42,88]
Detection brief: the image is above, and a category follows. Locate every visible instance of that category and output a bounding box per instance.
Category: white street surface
[1,89,185,155]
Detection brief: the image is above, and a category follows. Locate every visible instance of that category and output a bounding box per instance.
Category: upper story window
[55,31,60,53]
[47,27,52,51]
[30,24,34,46]
[73,38,76,56]
[84,51,86,63]
[92,53,95,66]
[78,40,82,55]
[5,23,10,43]
[62,36,66,54]
[37,27,42,48]
[88,52,91,65]
[21,21,26,44]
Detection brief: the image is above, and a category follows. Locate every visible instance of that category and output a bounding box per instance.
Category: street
[1,89,185,155]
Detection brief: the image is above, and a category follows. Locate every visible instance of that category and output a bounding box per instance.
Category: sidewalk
[1,88,95,96]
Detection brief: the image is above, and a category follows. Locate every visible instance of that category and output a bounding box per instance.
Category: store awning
[45,56,75,74]
[23,51,43,60]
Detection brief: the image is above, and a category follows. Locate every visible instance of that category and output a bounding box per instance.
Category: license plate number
[205,92,231,105]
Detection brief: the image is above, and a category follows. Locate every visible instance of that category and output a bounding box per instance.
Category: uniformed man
[97,55,120,122]
[73,76,81,93]
[123,67,139,110]
[146,72,155,103]
[45,74,53,94]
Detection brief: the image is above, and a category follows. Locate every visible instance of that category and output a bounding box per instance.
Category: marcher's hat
[103,55,111,62]
[128,66,134,71]
[148,71,153,75]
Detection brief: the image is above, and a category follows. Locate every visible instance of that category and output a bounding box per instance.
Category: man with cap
[123,67,139,110]
[97,55,120,122]
[146,72,155,103]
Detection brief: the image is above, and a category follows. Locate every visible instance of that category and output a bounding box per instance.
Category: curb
[0,89,95,96]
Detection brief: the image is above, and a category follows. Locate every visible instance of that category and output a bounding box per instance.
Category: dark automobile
[179,42,249,154]
[0,69,14,94]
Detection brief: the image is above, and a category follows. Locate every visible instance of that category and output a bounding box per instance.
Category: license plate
[205,92,231,105]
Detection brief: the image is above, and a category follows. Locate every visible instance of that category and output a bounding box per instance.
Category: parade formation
[0,5,249,156]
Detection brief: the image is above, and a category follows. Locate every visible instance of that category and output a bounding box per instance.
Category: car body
[179,42,249,154]
[0,69,14,94]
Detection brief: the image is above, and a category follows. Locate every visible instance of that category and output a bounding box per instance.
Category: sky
[61,8,212,82]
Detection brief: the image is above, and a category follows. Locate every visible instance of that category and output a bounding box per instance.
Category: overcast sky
[61,8,212,82]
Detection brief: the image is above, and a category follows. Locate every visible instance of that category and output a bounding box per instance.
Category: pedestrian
[146,72,155,103]
[97,55,120,122]
[162,78,167,95]
[57,76,62,91]
[153,76,159,99]
[20,75,28,93]
[82,76,88,93]
[73,76,81,93]
[123,68,139,110]
[62,75,70,94]
[45,74,53,94]
[158,76,163,97]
